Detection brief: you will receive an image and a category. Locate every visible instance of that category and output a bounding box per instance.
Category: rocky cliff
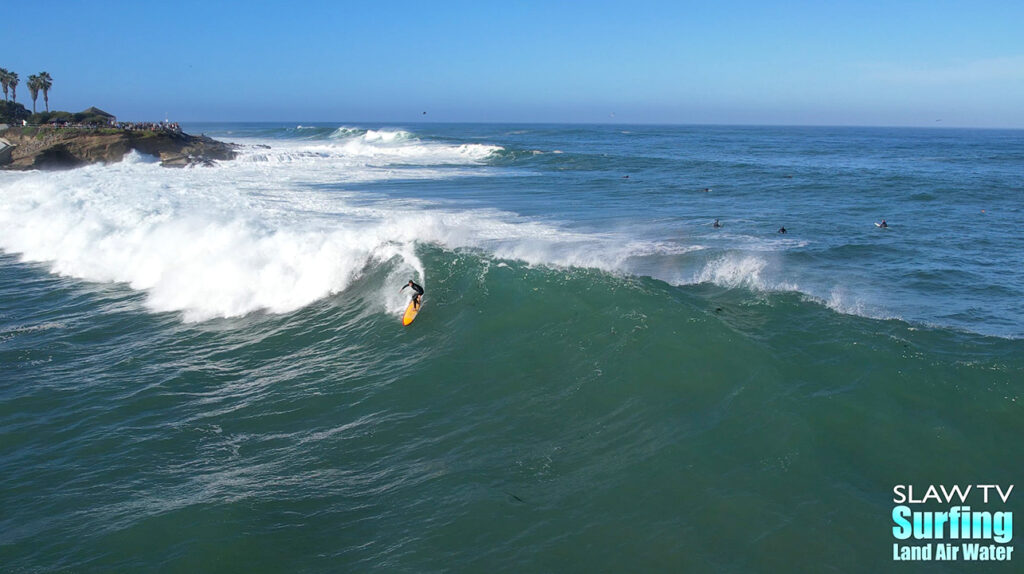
[0,127,237,170]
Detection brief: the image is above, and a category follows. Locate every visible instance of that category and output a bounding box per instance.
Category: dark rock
[33,144,84,169]
[0,127,237,170]
[0,137,13,166]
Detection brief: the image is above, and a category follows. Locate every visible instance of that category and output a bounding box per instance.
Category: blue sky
[6,1,1024,126]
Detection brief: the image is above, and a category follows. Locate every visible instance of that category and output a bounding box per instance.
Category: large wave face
[2,124,1022,338]
[0,130,664,322]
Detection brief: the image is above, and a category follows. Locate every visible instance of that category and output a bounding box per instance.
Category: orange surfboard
[402,299,422,326]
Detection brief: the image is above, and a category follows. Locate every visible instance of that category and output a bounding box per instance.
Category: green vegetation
[28,75,40,113]
[26,110,113,126]
[0,107,120,128]
[5,71,18,103]
[0,100,30,124]
[30,111,73,124]
[0,68,11,101]
[39,72,52,112]
[2,67,51,124]
[25,72,55,114]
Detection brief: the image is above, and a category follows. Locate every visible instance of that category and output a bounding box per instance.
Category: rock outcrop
[0,127,237,170]
[0,137,13,165]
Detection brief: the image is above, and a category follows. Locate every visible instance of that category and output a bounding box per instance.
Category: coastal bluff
[0,126,237,170]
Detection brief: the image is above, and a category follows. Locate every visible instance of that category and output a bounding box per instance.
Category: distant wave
[232,125,502,167]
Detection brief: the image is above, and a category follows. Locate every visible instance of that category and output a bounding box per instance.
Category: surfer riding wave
[402,280,424,309]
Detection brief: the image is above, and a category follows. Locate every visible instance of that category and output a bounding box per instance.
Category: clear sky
[6,0,1024,126]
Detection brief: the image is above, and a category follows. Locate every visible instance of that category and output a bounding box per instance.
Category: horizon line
[172,119,1024,131]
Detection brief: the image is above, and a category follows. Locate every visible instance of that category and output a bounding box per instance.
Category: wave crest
[235,126,501,166]
[695,254,793,291]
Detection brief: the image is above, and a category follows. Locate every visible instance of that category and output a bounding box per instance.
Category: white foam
[820,287,900,322]
[295,126,503,164]
[1,145,840,323]
[232,127,501,176]
[0,148,645,321]
[0,127,886,324]
[693,253,798,292]
[0,165,412,321]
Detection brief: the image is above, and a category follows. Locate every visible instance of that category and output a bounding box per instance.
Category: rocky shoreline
[0,126,237,170]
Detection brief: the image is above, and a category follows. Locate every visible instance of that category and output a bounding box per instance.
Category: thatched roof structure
[80,107,116,120]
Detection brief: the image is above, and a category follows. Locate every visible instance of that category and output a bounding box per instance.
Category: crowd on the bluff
[116,121,182,132]
[27,120,183,133]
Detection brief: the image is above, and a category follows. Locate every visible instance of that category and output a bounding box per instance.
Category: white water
[0,134,669,321]
[0,127,896,323]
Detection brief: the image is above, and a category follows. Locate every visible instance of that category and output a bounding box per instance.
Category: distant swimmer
[702,187,712,193]
[622,175,630,179]
[402,280,424,309]
[713,218,722,228]
[879,219,888,228]
[778,226,787,234]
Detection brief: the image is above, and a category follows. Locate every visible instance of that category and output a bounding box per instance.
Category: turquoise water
[1,124,1022,572]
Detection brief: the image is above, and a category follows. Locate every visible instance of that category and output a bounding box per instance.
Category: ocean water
[1,123,1021,572]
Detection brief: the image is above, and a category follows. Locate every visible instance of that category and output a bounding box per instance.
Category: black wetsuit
[403,281,424,308]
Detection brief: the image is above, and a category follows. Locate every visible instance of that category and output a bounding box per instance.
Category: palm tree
[0,68,10,101]
[9,71,18,104]
[28,75,40,114]
[38,72,53,112]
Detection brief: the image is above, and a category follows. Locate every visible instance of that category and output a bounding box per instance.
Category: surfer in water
[778,226,787,234]
[879,219,888,228]
[402,280,424,309]
[713,218,722,228]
